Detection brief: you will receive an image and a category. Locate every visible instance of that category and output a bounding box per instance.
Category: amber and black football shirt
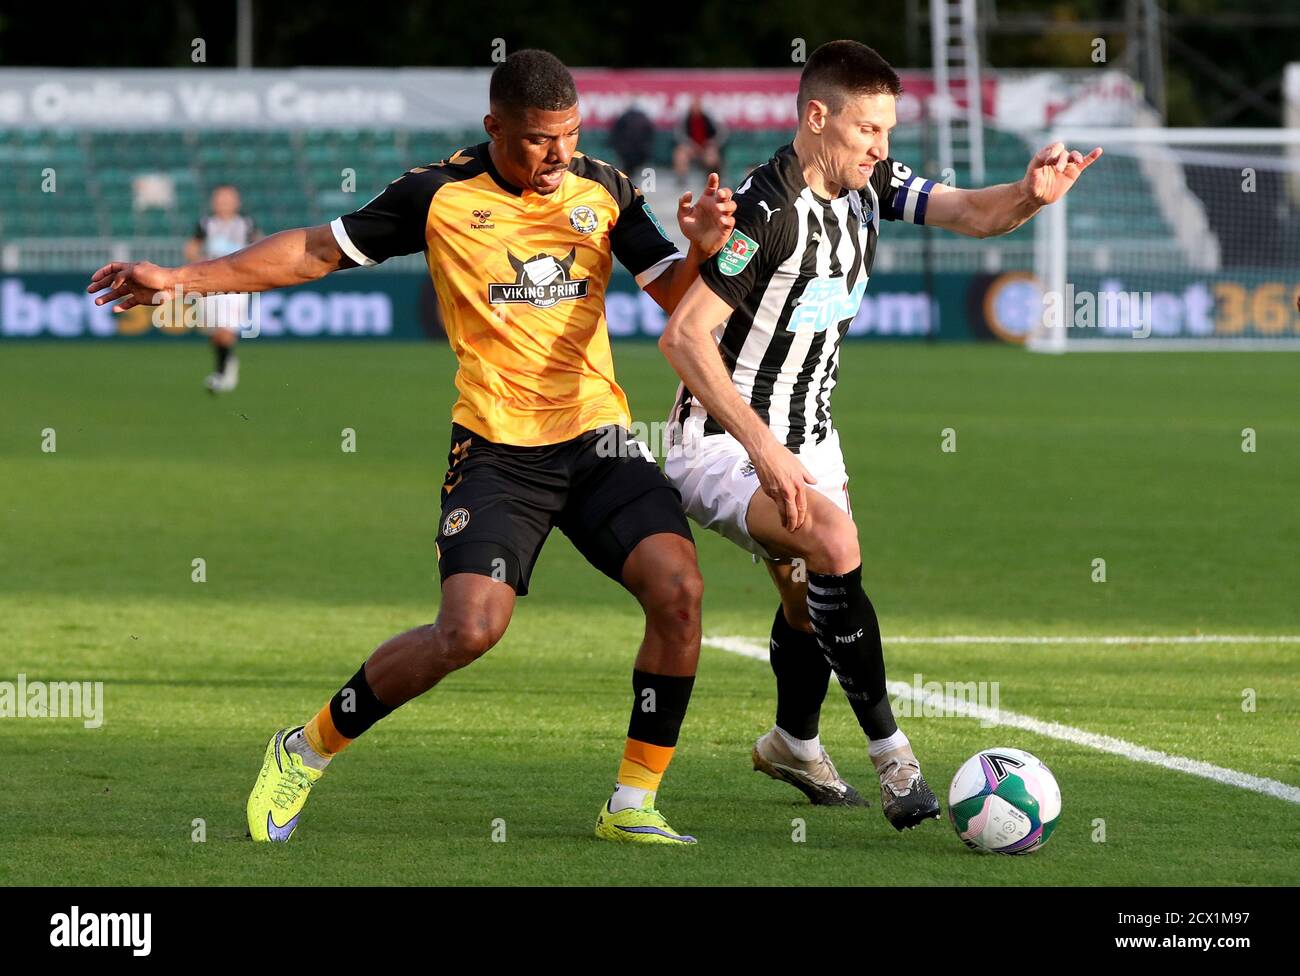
[331,143,681,447]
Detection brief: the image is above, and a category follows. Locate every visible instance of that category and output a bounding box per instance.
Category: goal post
[1028,127,1300,352]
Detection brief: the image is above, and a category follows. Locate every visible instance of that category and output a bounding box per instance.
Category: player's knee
[436,616,503,670]
[806,523,860,576]
[679,566,705,617]
[667,564,705,616]
[781,597,814,632]
[643,564,704,633]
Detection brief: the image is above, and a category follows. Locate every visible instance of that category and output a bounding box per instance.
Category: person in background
[186,184,259,393]
[610,105,657,184]
[673,95,726,181]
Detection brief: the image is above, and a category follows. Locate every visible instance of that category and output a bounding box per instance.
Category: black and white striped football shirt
[194,214,259,259]
[672,144,934,450]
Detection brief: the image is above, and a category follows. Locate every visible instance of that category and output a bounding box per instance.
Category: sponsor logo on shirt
[787,278,868,334]
[488,249,589,308]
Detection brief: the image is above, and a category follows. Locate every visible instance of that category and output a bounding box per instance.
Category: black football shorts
[435,423,692,595]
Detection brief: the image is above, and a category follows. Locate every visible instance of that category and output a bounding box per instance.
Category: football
[949,748,1061,854]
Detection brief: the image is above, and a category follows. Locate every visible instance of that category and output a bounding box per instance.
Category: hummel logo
[758,200,780,222]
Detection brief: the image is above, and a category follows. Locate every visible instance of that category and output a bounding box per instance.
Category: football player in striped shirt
[186,184,259,393]
[660,40,1099,829]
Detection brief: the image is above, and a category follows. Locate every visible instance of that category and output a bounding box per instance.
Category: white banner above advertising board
[0,67,994,131]
[0,67,1141,133]
[0,69,491,130]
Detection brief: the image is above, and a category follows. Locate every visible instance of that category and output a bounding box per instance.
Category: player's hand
[86,261,177,313]
[678,171,737,257]
[751,437,818,532]
[1022,143,1102,206]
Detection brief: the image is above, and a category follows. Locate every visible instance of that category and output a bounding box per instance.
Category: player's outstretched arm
[659,277,816,531]
[925,143,1102,239]
[87,224,354,313]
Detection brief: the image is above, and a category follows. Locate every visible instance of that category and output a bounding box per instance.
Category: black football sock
[616,670,696,801]
[806,566,898,741]
[626,669,695,749]
[768,604,831,740]
[215,343,231,373]
[327,663,395,740]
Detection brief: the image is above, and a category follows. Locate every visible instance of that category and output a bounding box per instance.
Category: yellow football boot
[595,795,697,845]
[246,727,323,842]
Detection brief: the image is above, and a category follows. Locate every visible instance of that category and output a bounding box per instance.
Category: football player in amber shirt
[89,50,736,846]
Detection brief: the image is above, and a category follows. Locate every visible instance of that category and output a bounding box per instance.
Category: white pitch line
[703,635,1300,806]
[882,635,1300,646]
[703,635,775,660]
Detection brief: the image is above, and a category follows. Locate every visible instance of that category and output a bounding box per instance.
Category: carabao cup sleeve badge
[716,230,759,277]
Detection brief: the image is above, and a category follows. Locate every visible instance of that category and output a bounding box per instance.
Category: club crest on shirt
[717,230,759,277]
[488,249,589,308]
[850,190,873,227]
[442,508,470,536]
[569,205,599,235]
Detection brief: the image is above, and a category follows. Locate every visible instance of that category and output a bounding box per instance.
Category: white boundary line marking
[891,635,1300,646]
[703,635,1300,806]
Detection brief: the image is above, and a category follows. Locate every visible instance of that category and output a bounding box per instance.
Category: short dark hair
[489,49,578,117]
[798,40,902,116]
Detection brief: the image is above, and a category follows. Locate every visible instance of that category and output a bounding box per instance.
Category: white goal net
[1029,127,1300,351]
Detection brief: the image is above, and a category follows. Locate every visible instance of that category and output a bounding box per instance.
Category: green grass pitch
[2,340,1297,885]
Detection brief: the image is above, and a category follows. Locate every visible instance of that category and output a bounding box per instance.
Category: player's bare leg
[246,572,515,841]
[622,532,702,677]
[594,531,702,844]
[364,573,515,705]
[746,491,940,830]
[298,571,515,751]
